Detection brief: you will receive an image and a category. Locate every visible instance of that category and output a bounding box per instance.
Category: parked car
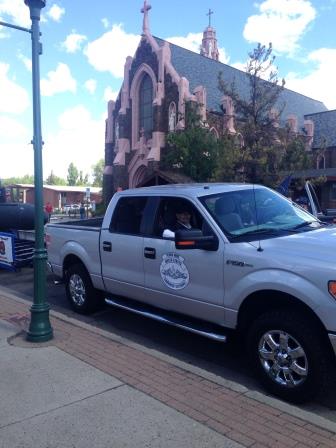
[63,204,80,215]
[46,184,336,402]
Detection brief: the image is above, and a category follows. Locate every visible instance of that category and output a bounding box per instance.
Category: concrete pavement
[1,289,336,448]
[0,320,240,448]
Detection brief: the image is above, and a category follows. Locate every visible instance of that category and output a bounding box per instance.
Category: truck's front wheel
[65,264,101,314]
[247,310,331,402]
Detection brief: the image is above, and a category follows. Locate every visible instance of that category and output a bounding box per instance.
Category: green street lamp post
[0,1,53,341]
[25,0,53,342]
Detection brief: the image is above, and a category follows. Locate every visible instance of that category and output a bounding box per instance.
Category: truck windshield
[200,187,319,237]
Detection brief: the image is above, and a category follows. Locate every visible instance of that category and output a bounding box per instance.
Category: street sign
[85,187,90,199]
[0,232,15,270]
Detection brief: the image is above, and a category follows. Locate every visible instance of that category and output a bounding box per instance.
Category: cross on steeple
[141,0,152,34]
[207,8,214,27]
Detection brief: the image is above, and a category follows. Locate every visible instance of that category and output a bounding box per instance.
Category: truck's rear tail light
[328,281,336,299]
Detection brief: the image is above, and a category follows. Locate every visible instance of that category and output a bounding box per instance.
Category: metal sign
[85,187,90,199]
[0,232,15,270]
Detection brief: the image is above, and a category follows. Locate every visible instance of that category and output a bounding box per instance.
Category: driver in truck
[162,201,197,237]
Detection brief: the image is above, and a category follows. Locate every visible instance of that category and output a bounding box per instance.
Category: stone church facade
[104,1,336,209]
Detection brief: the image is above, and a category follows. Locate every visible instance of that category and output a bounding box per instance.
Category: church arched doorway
[130,164,147,188]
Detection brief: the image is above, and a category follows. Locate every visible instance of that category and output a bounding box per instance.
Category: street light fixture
[0,0,53,342]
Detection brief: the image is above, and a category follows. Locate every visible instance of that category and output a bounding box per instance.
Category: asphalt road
[1,266,336,422]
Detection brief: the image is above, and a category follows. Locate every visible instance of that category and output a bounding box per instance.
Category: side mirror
[175,229,218,251]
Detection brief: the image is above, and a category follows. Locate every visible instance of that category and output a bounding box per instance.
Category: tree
[67,163,90,186]
[67,163,79,186]
[278,132,312,174]
[214,134,246,182]
[218,43,289,186]
[91,159,104,187]
[77,171,89,186]
[163,103,221,182]
[45,170,66,185]
[2,174,34,185]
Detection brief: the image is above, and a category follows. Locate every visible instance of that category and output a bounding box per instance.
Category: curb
[2,285,336,435]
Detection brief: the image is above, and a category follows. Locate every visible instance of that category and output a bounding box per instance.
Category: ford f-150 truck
[46,184,336,402]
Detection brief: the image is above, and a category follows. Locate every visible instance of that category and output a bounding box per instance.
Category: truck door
[142,197,225,325]
[100,196,148,301]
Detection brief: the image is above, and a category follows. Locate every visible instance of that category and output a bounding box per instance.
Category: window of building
[139,74,153,139]
[110,196,148,235]
[209,127,219,139]
[317,155,325,170]
[168,102,177,132]
[330,184,336,201]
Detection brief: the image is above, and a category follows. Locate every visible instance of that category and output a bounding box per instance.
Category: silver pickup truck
[46,183,336,402]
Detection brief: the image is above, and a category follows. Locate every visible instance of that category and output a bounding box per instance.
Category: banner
[0,232,15,269]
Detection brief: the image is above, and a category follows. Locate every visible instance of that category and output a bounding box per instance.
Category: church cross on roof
[207,8,214,27]
[141,0,152,34]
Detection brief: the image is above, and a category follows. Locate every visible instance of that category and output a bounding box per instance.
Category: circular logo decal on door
[160,253,190,290]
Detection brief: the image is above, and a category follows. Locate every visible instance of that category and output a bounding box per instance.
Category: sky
[0,0,336,181]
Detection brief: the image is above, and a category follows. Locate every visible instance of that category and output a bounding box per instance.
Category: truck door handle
[103,241,112,252]
[144,247,156,259]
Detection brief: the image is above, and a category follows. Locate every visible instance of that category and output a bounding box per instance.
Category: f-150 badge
[160,253,189,290]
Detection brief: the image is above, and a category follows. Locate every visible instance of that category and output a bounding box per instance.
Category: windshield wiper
[231,228,283,239]
[291,221,319,230]
[230,226,309,239]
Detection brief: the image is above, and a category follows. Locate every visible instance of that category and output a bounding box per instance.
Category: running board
[105,297,227,342]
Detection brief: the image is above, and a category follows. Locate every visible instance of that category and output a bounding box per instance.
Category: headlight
[328,281,336,299]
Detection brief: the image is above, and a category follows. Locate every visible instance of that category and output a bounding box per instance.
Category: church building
[103,1,336,209]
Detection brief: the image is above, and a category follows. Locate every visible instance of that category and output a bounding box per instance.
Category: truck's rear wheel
[247,310,331,403]
[65,263,101,314]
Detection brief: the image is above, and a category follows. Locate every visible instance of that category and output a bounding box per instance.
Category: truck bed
[46,217,104,287]
[49,217,104,229]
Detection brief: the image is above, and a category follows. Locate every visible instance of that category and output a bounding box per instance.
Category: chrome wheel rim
[69,274,86,306]
[258,330,308,388]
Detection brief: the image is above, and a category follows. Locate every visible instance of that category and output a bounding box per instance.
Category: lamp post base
[26,303,53,342]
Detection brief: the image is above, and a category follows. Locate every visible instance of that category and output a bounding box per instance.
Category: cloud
[43,105,105,179]
[85,79,97,94]
[62,32,87,53]
[0,115,32,179]
[0,115,29,140]
[218,48,230,64]
[166,33,202,53]
[0,141,34,178]
[84,24,140,78]
[101,18,109,29]
[0,0,30,27]
[41,63,77,97]
[286,48,336,109]
[0,62,29,114]
[166,32,229,63]
[17,51,32,71]
[0,27,9,39]
[103,86,119,102]
[243,0,316,55]
[47,3,65,22]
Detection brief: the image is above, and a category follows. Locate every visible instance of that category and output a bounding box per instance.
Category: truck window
[153,198,207,237]
[110,197,147,235]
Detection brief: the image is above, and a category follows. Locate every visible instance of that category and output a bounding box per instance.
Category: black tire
[65,263,102,314]
[247,310,331,403]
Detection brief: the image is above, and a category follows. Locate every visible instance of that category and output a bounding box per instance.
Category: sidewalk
[1,291,336,448]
